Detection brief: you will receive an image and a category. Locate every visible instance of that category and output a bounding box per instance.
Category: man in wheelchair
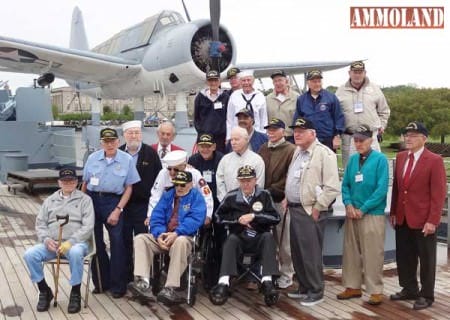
[130,171,206,305]
[209,165,281,306]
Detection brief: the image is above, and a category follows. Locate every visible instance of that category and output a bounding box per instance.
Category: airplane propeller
[209,0,223,72]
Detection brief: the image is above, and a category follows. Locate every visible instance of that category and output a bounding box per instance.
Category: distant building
[50,86,194,119]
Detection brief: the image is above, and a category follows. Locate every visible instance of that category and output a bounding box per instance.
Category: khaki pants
[342,132,381,168]
[342,214,385,294]
[133,233,192,288]
[273,202,294,280]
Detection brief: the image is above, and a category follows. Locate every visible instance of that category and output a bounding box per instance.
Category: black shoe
[67,291,81,313]
[261,281,279,306]
[111,291,126,299]
[413,297,432,310]
[300,295,324,306]
[36,288,54,312]
[92,287,108,294]
[209,284,230,305]
[157,287,184,306]
[390,290,418,301]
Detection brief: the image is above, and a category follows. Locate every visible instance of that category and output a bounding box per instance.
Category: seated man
[131,171,206,305]
[23,167,94,314]
[146,150,213,225]
[209,165,280,306]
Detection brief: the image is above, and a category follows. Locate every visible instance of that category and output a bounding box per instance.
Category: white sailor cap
[238,70,254,78]
[163,150,188,167]
[122,120,142,132]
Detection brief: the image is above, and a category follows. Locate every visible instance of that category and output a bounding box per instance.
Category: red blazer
[390,148,447,229]
[151,143,184,154]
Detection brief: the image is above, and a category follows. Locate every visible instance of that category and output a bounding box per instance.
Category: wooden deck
[1,185,450,320]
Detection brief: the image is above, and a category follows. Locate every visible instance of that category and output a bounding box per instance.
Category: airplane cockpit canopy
[92,11,185,59]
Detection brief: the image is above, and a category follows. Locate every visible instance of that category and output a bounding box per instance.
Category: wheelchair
[147,223,220,307]
[208,219,279,306]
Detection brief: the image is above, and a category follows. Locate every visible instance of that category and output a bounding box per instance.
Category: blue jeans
[23,242,89,286]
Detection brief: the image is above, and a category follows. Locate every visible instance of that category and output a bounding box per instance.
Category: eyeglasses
[174,184,186,188]
[167,167,180,172]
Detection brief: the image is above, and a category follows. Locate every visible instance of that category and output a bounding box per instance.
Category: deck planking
[1,185,450,320]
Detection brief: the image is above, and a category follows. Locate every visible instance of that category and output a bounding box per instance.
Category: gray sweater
[36,189,94,245]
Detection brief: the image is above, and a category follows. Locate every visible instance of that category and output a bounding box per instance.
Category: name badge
[355,173,363,183]
[353,102,364,113]
[214,102,223,109]
[203,170,213,183]
[90,176,100,186]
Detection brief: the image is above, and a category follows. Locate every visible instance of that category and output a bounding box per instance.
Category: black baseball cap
[350,61,365,71]
[264,118,285,129]
[59,167,77,181]
[206,70,220,80]
[227,67,241,79]
[289,117,315,130]
[100,128,118,140]
[270,70,286,79]
[353,124,373,140]
[235,108,254,118]
[306,70,323,80]
[197,133,215,145]
[237,165,256,179]
[402,121,428,137]
[172,171,193,185]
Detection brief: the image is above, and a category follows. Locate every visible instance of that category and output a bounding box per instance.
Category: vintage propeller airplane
[0,0,353,125]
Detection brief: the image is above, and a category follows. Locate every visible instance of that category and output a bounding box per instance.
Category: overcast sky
[0,0,448,91]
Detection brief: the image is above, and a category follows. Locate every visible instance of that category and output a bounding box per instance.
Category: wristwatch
[116,206,123,212]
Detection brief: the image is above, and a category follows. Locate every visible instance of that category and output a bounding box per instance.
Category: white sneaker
[277,276,293,289]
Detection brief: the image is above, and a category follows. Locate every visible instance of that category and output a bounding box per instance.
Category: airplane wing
[0,36,141,84]
[235,61,356,78]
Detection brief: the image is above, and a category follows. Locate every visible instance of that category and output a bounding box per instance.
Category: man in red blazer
[151,121,183,160]
[389,121,447,310]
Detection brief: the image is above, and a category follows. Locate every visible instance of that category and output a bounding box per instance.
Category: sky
[0,0,448,92]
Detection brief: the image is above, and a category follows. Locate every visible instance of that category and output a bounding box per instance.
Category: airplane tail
[69,7,89,50]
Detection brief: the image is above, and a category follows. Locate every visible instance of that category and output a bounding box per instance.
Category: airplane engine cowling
[141,20,236,93]
[190,23,234,73]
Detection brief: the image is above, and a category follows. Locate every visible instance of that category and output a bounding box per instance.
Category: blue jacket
[150,187,206,238]
[294,89,345,139]
[342,150,389,215]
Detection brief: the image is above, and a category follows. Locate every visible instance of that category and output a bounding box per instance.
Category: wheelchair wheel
[200,229,220,290]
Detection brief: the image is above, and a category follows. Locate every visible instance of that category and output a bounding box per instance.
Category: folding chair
[44,232,101,308]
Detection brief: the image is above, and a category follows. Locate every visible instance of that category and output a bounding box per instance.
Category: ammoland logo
[350,7,444,28]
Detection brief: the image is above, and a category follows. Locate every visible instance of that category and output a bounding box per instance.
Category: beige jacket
[266,89,299,137]
[335,77,390,132]
[288,141,340,214]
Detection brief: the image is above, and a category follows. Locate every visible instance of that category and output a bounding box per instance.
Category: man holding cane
[23,167,94,313]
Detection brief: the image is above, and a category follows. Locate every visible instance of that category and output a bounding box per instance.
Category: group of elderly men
[23,61,447,314]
